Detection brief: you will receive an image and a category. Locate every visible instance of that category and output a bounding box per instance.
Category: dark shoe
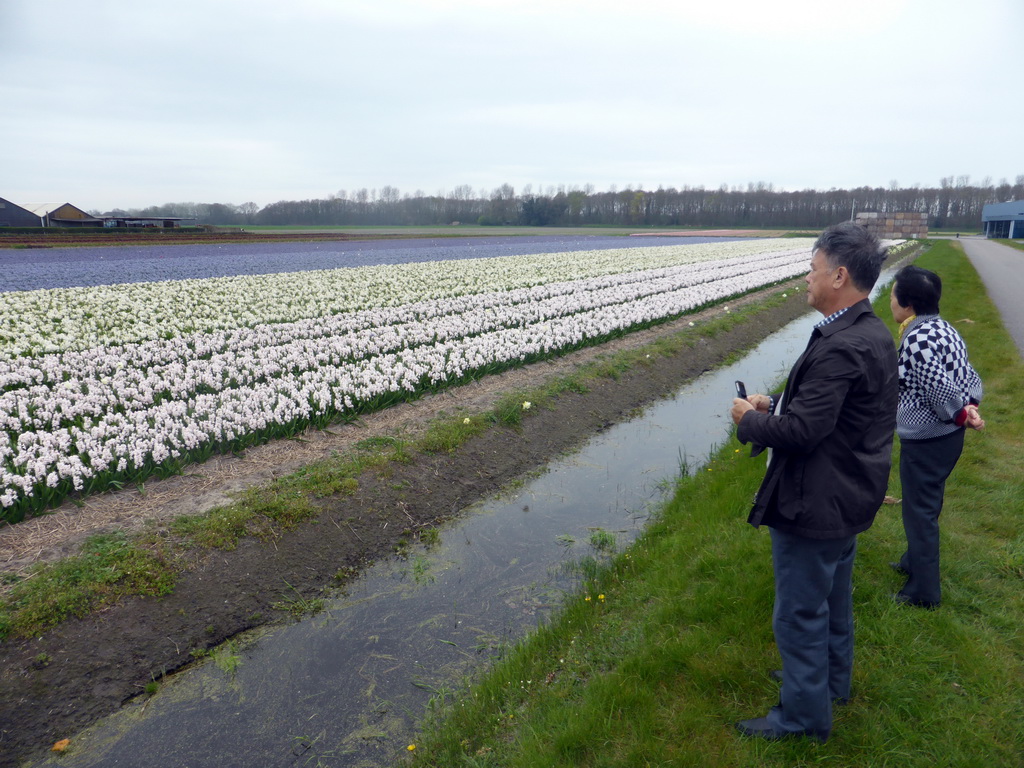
[889,561,909,575]
[893,592,938,609]
[735,716,826,743]
[769,670,849,705]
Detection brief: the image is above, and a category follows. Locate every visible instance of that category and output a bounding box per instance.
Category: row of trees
[100,176,1024,231]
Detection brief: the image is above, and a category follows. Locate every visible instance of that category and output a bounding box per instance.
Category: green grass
[0,532,175,638]
[409,240,1024,767]
[169,484,320,550]
[995,239,1024,252]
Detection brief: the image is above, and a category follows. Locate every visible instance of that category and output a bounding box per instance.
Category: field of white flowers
[0,238,820,522]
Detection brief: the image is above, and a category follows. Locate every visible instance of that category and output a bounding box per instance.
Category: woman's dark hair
[893,264,941,314]
[814,223,886,292]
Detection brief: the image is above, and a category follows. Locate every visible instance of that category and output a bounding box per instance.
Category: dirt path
[0,283,811,767]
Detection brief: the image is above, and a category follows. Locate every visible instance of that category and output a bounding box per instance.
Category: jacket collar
[815,297,873,338]
[904,313,939,334]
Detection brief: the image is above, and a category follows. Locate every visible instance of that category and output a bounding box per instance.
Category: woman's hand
[965,404,985,431]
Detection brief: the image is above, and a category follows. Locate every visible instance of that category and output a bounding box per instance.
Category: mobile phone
[735,381,747,399]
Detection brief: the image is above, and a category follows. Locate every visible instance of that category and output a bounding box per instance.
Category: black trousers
[897,428,965,605]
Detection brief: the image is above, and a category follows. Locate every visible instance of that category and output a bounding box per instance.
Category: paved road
[958,236,1024,355]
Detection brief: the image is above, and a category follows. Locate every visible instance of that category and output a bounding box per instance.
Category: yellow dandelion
[407,744,417,751]
[463,417,471,424]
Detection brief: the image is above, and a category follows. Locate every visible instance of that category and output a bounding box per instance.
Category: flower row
[0,247,807,399]
[0,239,812,357]
[0,235,734,293]
[0,242,819,517]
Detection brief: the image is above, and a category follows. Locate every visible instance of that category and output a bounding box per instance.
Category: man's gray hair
[814,222,887,292]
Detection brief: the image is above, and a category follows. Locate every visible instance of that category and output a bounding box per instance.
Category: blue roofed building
[982,200,1024,239]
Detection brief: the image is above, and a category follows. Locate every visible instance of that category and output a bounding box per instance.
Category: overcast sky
[2,0,1022,212]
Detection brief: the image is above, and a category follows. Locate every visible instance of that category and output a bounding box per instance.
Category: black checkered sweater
[897,314,982,440]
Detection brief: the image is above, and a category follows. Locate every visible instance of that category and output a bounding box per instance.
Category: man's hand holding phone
[731,381,774,424]
[731,380,754,424]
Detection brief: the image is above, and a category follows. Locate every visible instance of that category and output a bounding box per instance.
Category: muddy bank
[0,286,811,767]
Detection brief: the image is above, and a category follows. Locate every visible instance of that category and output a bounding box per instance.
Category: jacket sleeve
[904,336,983,422]
[738,341,860,453]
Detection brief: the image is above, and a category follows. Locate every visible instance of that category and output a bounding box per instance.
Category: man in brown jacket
[729,222,898,742]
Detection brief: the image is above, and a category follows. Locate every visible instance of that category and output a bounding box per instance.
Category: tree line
[100,175,1024,231]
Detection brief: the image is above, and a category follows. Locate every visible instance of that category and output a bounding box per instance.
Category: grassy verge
[0,533,175,639]
[409,240,1024,767]
[995,239,1024,252]
[0,286,801,640]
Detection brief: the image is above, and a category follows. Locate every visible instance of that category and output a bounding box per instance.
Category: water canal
[29,275,893,767]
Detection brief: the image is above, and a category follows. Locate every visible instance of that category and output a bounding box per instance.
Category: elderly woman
[889,265,984,608]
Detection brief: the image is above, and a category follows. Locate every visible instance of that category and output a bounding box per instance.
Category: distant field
[0,234,753,292]
[0,224,788,249]
[238,224,653,236]
[0,229,397,249]
[237,224,792,237]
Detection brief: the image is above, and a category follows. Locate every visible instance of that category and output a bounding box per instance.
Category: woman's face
[890,284,914,324]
